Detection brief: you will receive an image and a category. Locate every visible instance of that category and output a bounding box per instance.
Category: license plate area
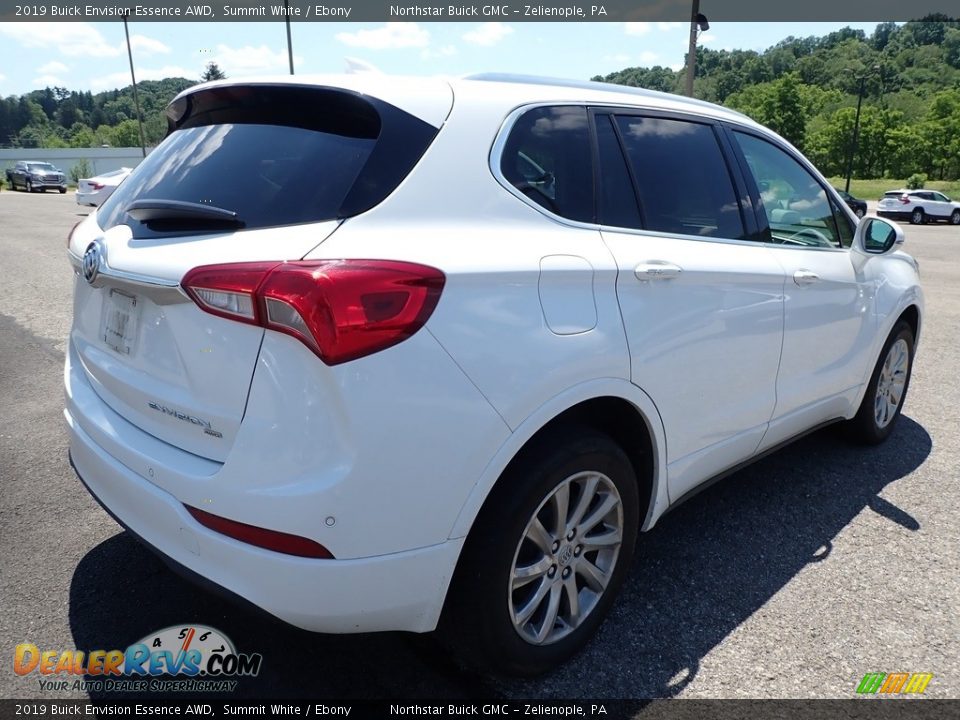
[100,288,140,356]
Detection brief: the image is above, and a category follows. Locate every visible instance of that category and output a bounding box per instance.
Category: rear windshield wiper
[125,199,245,227]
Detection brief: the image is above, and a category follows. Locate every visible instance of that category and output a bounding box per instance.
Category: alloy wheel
[508,470,623,645]
[874,338,909,429]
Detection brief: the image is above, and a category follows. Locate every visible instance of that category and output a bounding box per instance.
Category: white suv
[66,74,923,675]
[878,188,960,225]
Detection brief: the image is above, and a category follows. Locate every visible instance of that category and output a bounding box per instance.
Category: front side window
[733,131,842,249]
[615,115,746,240]
[500,106,594,223]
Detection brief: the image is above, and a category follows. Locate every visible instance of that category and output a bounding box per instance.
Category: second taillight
[182,260,445,365]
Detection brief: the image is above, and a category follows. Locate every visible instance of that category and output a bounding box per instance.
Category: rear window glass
[97,85,438,236]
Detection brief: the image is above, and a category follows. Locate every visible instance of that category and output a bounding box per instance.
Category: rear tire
[855,207,866,219]
[845,321,914,445]
[910,208,924,225]
[441,426,639,676]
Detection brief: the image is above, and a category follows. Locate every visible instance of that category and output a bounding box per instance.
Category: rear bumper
[75,190,99,206]
[877,210,910,221]
[66,407,463,633]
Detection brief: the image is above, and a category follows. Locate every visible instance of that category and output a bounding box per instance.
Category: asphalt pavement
[1,191,957,701]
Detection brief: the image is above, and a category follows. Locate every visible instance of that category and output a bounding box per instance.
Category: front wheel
[25,179,33,193]
[59,187,66,194]
[845,321,914,445]
[950,209,960,225]
[441,427,639,676]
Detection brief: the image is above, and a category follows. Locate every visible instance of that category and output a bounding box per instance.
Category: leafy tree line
[593,16,960,181]
[0,63,226,150]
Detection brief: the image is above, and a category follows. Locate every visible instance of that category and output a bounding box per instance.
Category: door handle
[635,261,683,281]
[793,269,821,286]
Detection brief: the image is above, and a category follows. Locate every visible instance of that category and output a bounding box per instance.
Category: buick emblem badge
[82,240,103,285]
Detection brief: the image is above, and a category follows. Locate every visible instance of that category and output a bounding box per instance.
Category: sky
[0,20,883,97]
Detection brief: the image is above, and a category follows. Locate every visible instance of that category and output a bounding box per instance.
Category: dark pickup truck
[6,161,68,193]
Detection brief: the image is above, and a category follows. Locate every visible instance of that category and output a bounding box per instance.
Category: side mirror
[855,216,903,255]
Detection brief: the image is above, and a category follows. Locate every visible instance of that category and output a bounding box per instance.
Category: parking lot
[1,190,957,701]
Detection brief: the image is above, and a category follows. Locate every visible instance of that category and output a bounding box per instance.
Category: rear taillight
[900,195,910,204]
[182,260,445,365]
[186,506,334,559]
[91,182,105,190]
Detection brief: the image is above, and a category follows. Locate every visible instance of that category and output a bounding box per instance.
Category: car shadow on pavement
[69,416,931,700]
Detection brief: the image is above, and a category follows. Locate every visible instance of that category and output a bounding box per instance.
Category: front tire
[59,187,66,194]
[25,179,33,193]
[855,207,866,219]
[910,208,925,225]
[950,209,960,225]
[442,427,639,676]
[845,321,914,445]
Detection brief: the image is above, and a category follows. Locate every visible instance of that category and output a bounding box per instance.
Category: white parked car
[75,167,132,207]
[877,188,960,225]
[65,74,923,675]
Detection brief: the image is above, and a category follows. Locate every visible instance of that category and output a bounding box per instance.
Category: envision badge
[147,401,223,438]
[82,240,103,285]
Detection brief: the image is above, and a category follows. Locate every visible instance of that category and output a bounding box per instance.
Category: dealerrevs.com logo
[857,672,934,695]
[14,625,262,693]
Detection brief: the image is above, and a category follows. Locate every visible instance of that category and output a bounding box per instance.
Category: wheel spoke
[567,474,599,531]
[514,577,551,626]
[580,527,622,551]
[512,557,551,589]
[562,578,581,628]
[576,557,609,593]
[525,517,554,555]
[579,493,619,534]
[886,396,899,421]
[550,482,570,538]
[534,584,563,643]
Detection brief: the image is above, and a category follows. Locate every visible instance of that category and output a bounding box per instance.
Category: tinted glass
[501,106,594,223]
[734,132,841,249]
[595,114,642,229]
[98,86,437,236]
[615,116,745,239]
[832,200,855,248]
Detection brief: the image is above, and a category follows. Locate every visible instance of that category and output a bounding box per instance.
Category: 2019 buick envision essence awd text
[65,74,922,675]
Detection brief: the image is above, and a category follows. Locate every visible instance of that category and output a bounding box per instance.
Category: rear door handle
[635,261,683,281]
[793,269,821,286]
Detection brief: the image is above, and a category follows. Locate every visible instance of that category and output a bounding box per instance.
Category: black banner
[2,700,959,720]
[0,0,958,23]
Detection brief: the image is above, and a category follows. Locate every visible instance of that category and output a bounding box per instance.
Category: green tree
[111,119,142,147]
[201,62,227,82]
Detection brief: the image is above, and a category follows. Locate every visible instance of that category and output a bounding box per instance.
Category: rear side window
[614,115,746,239]
[500,106,594,223]
[97,86,439,236]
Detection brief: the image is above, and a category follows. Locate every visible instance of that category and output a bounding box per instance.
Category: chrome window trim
[489,101,849,253]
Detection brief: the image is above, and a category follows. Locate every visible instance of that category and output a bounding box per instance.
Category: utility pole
[122,12,147,158]
[844,67,879,194]
[684,1,709,97]
[285,0,295,74]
